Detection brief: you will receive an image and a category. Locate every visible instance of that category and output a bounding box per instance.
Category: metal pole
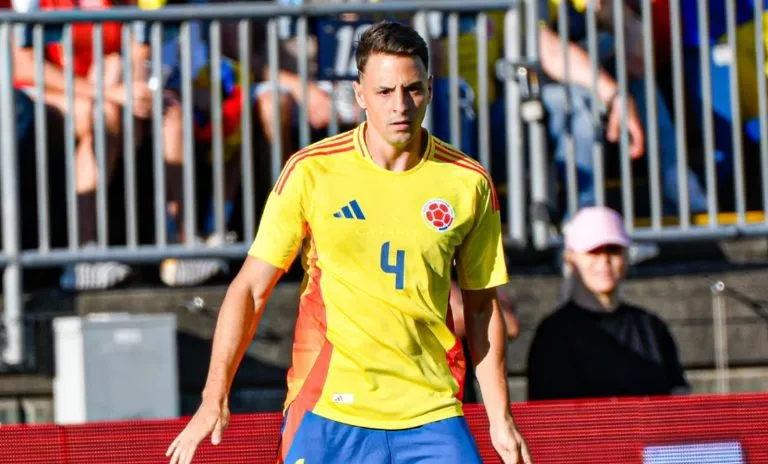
[33,24,50,252]
[586,0,605,206]
[268,19,283,185]
[559,0,577,217]
[613,0,634,231]
[63,24,79,249]
[180,21,197,247]
[755,0,768,226]
[504,7,525,247]
[92,23,109,249]
[151,21,167,246]
[210,20,226,239]
[476,12,491,170]
[711,281,730,394]
[0,22,24,365]
[725,0,746,226]
[239,19,255,242]
[448,12,461,148]
[526,0,549,249]
[670,0,692,227]
[641,0,662,230]
[122,23,139,248]
[698,0,719,227]
[297,15,310,149]
[413,11,433,133]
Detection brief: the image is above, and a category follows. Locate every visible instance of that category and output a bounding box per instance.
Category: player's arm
[456,176,533,463]
[462,287,513,424]
[167,159,310,464]
[199,256,283,407]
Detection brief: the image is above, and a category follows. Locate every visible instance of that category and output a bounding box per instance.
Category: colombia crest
[422,199,455,232]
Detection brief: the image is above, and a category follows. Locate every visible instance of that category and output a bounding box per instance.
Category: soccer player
[166,20,532,464]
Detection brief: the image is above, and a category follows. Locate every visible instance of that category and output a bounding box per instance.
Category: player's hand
[490,418,533,464]
[166,397,230,464]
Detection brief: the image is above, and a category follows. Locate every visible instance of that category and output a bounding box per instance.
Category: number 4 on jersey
[380,242,405,290]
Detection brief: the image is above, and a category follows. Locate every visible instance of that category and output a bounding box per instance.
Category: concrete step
[3,258,768,401]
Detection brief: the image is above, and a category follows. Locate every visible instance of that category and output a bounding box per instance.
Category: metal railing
[541,0,768,244]
[0,0,534,366]
[710,280,768,394]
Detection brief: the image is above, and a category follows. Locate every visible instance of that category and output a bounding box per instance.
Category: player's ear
[352,79,366,110]
[427,74,433,105]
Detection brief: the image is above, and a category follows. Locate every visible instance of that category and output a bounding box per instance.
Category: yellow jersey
[248,122,508,430]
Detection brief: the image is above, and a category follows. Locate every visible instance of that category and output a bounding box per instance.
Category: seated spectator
[131,11,231,287]
[527,206,689,401]
[12,0,222,289]
[449,280,520,404]
[538,0,708,216]
[427,11,507,158]
[12,0,145,289]
[215,4,333,155]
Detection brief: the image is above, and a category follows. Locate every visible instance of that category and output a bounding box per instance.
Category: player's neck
[364,125,424,172]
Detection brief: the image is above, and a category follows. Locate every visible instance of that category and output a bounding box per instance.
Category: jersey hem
[309,403,464,430]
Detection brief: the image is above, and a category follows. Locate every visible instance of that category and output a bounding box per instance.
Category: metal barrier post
[504,6,526,247]
[525,0,550,249]
[0,22,24,366]
[711,281,730,394]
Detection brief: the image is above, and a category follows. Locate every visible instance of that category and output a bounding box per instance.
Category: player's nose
[392,87,414,113]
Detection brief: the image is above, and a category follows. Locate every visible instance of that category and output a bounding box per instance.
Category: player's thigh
[283,411,390,464]
[388,416,483,464]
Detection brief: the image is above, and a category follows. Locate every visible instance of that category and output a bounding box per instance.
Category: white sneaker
[159,232,236,288]
[60,242,132,290]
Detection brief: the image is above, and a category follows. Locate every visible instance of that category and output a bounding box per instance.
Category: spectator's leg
[163,96,185,241]
[40,91,131,289]
[541,83,600,210]
[158,94,229,288]
[15,90,34,142]
[38,91,98,244]
[628,78,708,215]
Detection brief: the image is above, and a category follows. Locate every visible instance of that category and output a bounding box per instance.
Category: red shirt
[15,0,123,79]
[45,0,123,76]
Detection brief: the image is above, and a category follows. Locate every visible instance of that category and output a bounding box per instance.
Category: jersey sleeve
[455,177,508,290]
[247,162,310,271]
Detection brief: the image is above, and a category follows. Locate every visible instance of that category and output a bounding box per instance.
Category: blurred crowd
[3,0,767,293]
[2,0,753,406]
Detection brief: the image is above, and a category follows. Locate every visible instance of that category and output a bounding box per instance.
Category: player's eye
[378,89,392,95]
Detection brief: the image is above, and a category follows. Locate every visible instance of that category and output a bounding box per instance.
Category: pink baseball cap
[564,206,632,252]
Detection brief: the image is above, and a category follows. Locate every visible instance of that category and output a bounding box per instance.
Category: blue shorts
[279,410,482,464]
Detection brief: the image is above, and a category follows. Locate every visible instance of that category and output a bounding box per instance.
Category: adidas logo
[333,200,366,220]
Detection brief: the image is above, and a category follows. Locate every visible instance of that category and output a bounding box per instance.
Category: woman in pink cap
[526,206,689,401]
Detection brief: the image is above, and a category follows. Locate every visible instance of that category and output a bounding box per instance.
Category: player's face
[567,245,627,297]
[353,53,432,148]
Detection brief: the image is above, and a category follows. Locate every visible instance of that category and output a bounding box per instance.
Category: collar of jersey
[353,122,434,176]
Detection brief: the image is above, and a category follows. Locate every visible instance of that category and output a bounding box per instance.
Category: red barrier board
[1,393,767,463]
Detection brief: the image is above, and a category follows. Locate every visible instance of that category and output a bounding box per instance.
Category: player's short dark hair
[355,21,429,75]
